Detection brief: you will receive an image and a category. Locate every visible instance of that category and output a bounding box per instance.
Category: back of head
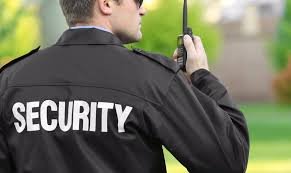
[59,0,96,26]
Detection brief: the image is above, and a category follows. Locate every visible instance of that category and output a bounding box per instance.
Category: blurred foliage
[270,0,291,71]
[0,0,40,62]
[273,58,291,104]
[127,0,221,63]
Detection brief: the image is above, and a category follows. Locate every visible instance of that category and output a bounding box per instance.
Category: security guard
[0,0,249,173]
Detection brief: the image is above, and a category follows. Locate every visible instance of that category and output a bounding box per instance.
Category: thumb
[172,48,178,61]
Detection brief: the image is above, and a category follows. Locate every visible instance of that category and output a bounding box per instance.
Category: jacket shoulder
[132,48,180,73]
[0,46,40,74]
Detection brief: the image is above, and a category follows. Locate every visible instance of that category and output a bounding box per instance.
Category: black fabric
[0,29,249,173]
[133,48,180,73]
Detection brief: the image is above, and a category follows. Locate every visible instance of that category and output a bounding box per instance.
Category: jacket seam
[161,72,179,107]
[53,44,125,48]
[6,83,162,107]
[139,72,177,141]
[143,73,177,139]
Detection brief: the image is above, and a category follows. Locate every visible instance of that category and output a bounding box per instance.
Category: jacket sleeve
[142,69,249,173]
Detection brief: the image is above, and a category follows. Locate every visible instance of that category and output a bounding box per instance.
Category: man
[0,0,249,172]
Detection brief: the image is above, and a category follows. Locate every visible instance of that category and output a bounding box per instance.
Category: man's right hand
[173,35,209,77]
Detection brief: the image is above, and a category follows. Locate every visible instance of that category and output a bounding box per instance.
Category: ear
[96,0,114,15]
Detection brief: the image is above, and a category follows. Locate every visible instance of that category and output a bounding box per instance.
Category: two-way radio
[177,0,194,72]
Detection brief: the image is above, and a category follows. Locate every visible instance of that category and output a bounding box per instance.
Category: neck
[73,19,113,33]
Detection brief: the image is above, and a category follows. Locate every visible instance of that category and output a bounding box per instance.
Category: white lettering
[98,102,114,133]
[12,100,132,133]
[12,102,26,133]
[73,100,89,131]
[40,100,58,131]
[58,101,73,132]
[89,102,97,132]
[26,101,40,131]
[115,104,132,133]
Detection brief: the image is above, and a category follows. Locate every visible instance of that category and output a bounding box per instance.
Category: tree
[271,0,291,71]
[0,0,40,61]
[271,0,291,103]
[128,0,221,62]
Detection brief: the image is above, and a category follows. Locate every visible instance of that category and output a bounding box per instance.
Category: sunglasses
[134,0,143,8]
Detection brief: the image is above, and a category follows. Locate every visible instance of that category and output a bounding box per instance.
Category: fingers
[183,35,197,56]
[173,35,206,66]
[181,34,209,74]
[172,48,178,62]
[193,36,205,55]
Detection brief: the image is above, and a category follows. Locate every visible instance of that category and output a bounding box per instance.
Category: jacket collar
[55,28,124,47]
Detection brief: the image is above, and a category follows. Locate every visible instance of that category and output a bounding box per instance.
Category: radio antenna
[183,0,188,34]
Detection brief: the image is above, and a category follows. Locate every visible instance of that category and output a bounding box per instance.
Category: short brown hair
[59,0,96,26]
[59,0,123,26]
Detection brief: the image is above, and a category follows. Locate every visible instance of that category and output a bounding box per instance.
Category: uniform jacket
[0,28,249,173]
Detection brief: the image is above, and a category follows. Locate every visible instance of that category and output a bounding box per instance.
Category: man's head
[59,0,146,44]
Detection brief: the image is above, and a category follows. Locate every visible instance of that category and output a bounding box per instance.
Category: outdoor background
[0,0,290,173]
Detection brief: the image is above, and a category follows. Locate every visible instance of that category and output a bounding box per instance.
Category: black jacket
[0,28,249,173]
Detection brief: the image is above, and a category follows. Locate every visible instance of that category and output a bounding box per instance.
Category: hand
[173,35,209,77]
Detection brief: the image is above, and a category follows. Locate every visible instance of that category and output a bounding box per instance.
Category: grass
[164,103,291,173]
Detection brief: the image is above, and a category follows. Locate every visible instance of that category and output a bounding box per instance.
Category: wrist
[187,67,209,76]
[190,68,211,86]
